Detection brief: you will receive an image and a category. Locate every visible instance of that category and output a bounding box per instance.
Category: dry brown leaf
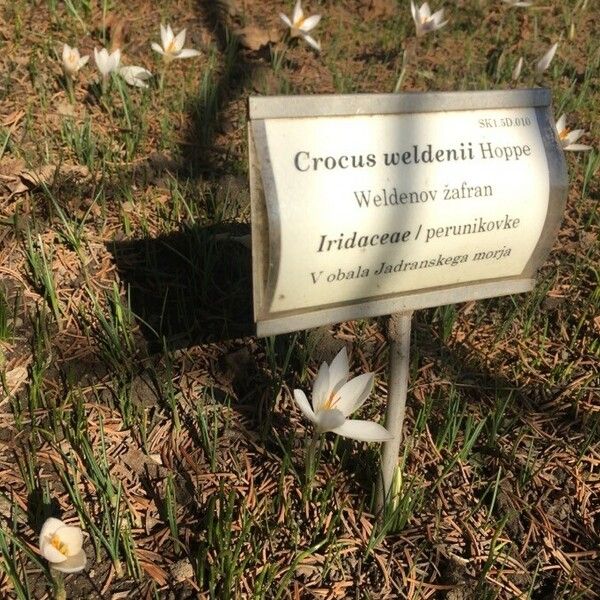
[140,561,169,586]
[56,101,76,117]
[169,558,194,583]
[3,365,29,398]
[12,163,92,194]
[0,157,25,177]
[0,177,28,198]
[19,165,57,187]
[120,446,167,479]
[0,157,28,197]
[2,110,24,128]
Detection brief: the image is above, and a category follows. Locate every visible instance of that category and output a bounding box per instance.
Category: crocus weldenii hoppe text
[293,348,393,443]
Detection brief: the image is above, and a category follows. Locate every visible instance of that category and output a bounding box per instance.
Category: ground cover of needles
[0,0,599,598]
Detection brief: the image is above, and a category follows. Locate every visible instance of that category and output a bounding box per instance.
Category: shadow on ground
[108,223,253,350]
[180,1,266,178]
[108,3,276,350]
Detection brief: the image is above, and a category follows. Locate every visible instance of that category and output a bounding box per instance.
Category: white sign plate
[249,91,567,337]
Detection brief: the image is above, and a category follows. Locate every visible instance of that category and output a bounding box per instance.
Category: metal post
[377,311,413,513]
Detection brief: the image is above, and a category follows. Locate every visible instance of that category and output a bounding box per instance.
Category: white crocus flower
[293,348,393,443]
[555,114,592,151]
[502,0,533,7]
[512,56,523,81]
[151,24,201,62]
[39,518,86,574]
[119,66,153,88]
[535,42,558,74]
[410,1,448,37]
[94,47,121,78]
[62,44,89,77]
[279,0,322,51]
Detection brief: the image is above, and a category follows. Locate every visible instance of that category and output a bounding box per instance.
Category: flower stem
[114,558,124,578]
[51,569,66,600]
[159,66,167,93]
[303,430,321,497]
[65,75,75,104]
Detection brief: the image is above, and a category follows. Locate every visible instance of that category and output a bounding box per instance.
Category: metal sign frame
[249,89,568,337]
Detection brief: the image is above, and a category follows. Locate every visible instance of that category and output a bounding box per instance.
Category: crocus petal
[54,526,83,554]
[151,42,165,55]
[111,49,121,70]
[78,55,89,69]
[160,24,170,49]
[420,2,432,18]
[40,540,69,563]
[431,9,446,26]
[299,14,321,32]
[51,549,86,574]
[293,389,316,423]
[132,79,150,89]
[512,56,523,81]
[328,347,349,395]
[564,129,586,145]
[410,0,418,23]
[536,42,558,73]
[176,48,201,59]
[119,66,152,88]
[312,362,330,412]
[62,45,84,76]
[564,143,592,151]
[555,114,566,133]
[427,17,447,32]
[62,44,72,63]
[331,419,393,442]
[300,32,321,51]
[280,13,293,27]
[431,7,444,21]
[39,518,64,548]
[314,408,346,432]
[335,373,374,416]
[292,0,304,25]
[95,47,119,75]
[93,48,103,73]
[173,28,187,53]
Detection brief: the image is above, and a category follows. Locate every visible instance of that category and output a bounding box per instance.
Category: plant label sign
[249,90,567,337]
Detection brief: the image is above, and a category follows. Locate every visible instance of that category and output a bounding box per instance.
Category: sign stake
[377,311,413,513]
